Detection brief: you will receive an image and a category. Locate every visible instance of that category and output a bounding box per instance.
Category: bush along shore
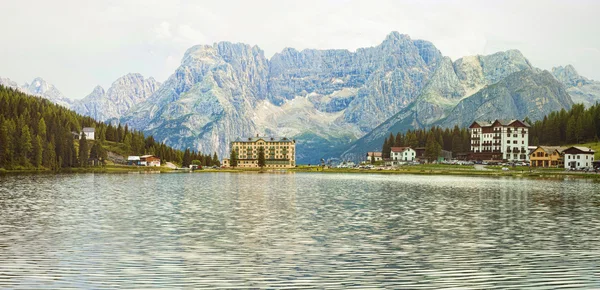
[177,164,600,180]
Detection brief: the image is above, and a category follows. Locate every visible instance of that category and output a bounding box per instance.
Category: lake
[1,172,599,288]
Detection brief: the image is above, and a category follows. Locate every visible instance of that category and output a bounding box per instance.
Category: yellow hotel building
[223,136,296,168]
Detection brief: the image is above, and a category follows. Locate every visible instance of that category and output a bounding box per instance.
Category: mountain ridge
[2,32,596,164]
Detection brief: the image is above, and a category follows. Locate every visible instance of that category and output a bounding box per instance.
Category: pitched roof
[127,156,140,161]
[391,147,412,153]
[471,119,530,128]
[573,146,595,153]
[83,127,95,132]
[366,152,382,157]
[563,146,595,154]
[140,155,159,159]
[234,136,294,143]
[534,146,567,155]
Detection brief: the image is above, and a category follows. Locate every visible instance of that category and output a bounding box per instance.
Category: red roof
[391,147,412,153]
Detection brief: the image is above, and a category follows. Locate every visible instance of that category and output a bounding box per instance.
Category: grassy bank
[3,164,599,180]
[0,164,175,175]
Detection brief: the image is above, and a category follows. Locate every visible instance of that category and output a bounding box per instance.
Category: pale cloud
[155,21,172,39]
[176,24,207,45]
[0,0,599,99]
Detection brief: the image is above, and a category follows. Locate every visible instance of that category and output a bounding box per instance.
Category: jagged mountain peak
[552,64,589,85]
[383,31,411,42]
[91,85,105,95]
[551,64,600,108]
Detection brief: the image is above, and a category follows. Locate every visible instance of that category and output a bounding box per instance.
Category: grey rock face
[441,69,573,127]
[340,54,566,161]
[121,32,443,162]
[552,65,600,108]
[121,42,270,156]
[72,73,160,121]
[0,77,72,108]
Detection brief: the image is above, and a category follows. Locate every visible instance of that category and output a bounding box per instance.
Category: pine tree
[451,135,462,154]
[575,117,584,143]
[230,149,238,168]
[43,141,56,170]
[212,152,220,166]
[0,121,11,168]
[20,125,32,167]
[79,133,88,167]
[424,134,440,163]
[182,148,191,167]
[258,147,265,168]
[32,135,43,168]
[38,118,47,140]
[566,116,576,144]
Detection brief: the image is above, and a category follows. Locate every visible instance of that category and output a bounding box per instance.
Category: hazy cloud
[0,0,599,98]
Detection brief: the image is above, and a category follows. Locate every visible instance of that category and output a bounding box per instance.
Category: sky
[1,0,599,99]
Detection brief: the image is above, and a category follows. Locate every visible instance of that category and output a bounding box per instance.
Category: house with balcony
[563,146,595,169]
[228,135,296,168]
[529,146,566,167]
[469,119,530,162]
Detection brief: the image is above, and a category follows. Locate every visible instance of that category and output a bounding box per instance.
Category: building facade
[391,147,416,161]
[563,146,595,169]
[529,146,565,167]
[82,127,95,140]
[141,155,161,167]
[469,120,530,161]
[366,152,382,162]
[229,136,296,168]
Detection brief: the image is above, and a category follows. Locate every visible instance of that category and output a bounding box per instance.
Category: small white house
[391,147,416,161]
[140,155,161,167]
[366,152,382,162]
[127,156,141,166]
[82,127,95,140]
[563,146,595,169]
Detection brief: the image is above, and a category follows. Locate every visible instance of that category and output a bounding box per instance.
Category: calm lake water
[1,172,600,288]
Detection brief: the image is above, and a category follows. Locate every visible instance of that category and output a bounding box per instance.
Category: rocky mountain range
[551,65,600,108]
[0,77,73,108]
[72,73,160,122]
[2,32,599,163]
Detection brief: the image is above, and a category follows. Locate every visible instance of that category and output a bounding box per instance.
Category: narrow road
[164,162,178,169]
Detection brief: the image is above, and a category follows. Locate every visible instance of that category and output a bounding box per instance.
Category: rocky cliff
[71,73,160,121]
[1,32,591,164]
[0,77,73,108]
[552,65,600,108]
[340,66,572,161]
[121,32,443,162]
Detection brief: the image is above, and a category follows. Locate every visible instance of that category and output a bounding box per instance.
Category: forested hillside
[0,85,215,170]
[528,103,600,146]
[380,103,600,162]
[380,126,471,162]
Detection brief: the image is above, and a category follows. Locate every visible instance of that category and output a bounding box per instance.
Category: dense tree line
[528,103,600,146]
[381,126,472,160]
[182,149,220,168]
[381,103,600,161]
[0,85,212,170]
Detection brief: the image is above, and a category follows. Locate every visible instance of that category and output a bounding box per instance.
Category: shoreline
[2,165,599,181]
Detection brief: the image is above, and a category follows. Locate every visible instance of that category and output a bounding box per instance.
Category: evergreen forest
[0,85,217,170]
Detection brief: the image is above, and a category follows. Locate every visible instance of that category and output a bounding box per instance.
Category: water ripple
[0,173,599,288]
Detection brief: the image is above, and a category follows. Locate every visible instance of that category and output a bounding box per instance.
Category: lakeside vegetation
[380,103,600,161]
[0,85,214,172]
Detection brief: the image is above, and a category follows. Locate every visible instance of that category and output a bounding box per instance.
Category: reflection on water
[1,173,600,288]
